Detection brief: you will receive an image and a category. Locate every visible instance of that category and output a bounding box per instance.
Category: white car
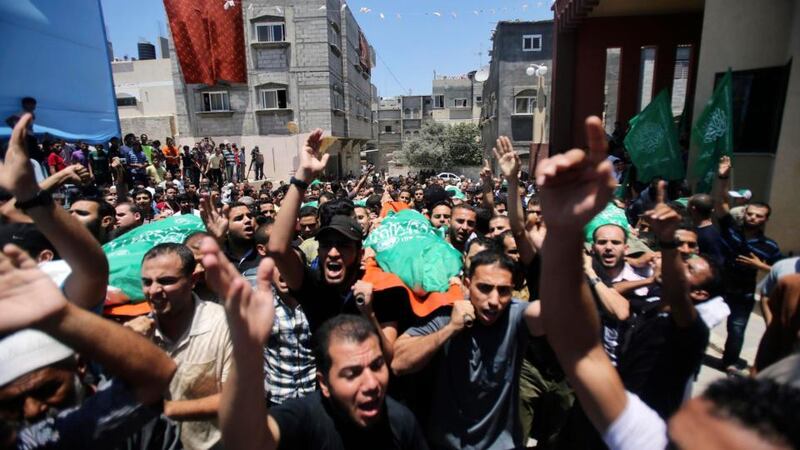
[437,172,461,183]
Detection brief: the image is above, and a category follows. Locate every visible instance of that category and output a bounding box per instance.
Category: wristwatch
[15,189,53,211]
[290,177,309,190]
[588,275,602,288]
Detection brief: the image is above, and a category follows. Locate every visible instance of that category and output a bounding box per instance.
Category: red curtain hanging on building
[358,31,371,74]
[164,0,247,85]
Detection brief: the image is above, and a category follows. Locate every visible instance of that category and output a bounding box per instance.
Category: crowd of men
[0,112,799,450]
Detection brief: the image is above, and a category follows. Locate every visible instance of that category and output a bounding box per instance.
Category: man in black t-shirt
[268,129,408,360]
[204,240,429,450]
[688,193,725,267]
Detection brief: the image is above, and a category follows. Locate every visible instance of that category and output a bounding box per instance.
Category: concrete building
[432,73,483,125]
[480,20,553,172]
[551,0,800,254]
[112,58,177,140]
[169,0,377,179]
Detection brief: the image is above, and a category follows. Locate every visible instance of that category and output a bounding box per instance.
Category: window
[454,98,468,108]
[259,88,287,109]
[404,108,412,119]
[434,95,445,108]
[475,96,483,104]
[424,98,431,105]
[522,34,542,52]
[515,95,536,114]
[116,97,136,107]
[384,125,392,133]
[332,90,344,111]
[202,91,230,112]
[255,23,285,43]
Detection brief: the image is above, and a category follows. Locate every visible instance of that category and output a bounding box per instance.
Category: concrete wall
[112,59,176,120]
[691,0,799,253]
[119,116,175,141]
[432,77,482,125]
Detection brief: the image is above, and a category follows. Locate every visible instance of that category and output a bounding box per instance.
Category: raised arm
[584,254,630,321]
[537,116,627,432]
[712,155,731,218]
[0,244,175,405]
[494,136,537,265]
[0,114,109,310]
[644,182,696,327]
[479,159,495,212]
[267,129,327,290]
[200,238,279,450]
[391,301,474,375]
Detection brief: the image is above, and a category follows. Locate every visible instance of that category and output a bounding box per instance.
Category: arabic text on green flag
[623,89,684,183]
[691,70,733,193]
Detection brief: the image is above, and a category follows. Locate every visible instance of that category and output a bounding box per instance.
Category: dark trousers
[255,162,264,180]
[722,292,755,366]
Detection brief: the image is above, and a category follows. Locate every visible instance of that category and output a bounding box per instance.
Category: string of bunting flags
[230,1,554,18]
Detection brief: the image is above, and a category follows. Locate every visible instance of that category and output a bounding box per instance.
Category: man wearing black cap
[269,130,407,361]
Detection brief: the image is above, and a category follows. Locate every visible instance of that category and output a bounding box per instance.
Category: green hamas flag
[623,89,684,183]
[691,70,733,193]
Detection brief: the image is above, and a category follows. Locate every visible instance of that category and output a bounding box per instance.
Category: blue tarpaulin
[0,0,120,144]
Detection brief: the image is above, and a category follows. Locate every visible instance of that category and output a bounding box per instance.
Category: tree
[397,122,482,171]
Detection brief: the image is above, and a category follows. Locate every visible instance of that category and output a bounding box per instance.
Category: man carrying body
[391,248,544,449]
[448,204,477,253]
[205,237,428,450]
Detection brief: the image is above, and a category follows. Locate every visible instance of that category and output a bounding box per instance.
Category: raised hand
[0,113,38,200]
[718,155,732,178]
[199,192,229,242]
[643,181,681,243]
[0,244,68,334]
[536,116,615,231]
[352,280,375,316]
[736,252,770,271]
[60,164,92,186]
[296,129,329,184]
[493,136,520,180]
[479,158,493,184]
[200,237,275,346]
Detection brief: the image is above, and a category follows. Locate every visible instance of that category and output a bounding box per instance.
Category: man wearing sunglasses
[391,247,544,450]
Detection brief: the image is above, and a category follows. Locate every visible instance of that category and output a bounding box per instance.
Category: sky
[100,0,554,97]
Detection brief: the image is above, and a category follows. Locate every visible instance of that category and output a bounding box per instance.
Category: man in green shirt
[140,134,155,164]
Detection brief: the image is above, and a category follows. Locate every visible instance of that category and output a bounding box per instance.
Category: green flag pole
[691,69,734,193]
[623,89,684,183]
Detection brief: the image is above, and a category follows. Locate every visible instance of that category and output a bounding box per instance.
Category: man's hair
[142,243,195,278]
[319,198,355,227]
[78,197,115,221]
[254,222,273,247]
[133,188,153,200]
[298,205,318,220]
[747,201,772,218]
[467,248,516,278]
[452,203,476,215]
[703,377,800,448]
[688,194,714,219]
[314,314,378,376]
[365,195,382,214]
[465,235,502,256]
[693,253,722,298]
[227,202,251,217]
[116,201,142,217]
[184,231,210,244]
[319,192,335,203]
[490,215,510,223]
[474,207,492,236]
[592,223,629,244]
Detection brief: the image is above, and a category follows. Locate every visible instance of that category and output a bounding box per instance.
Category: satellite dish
[474,66,490,82]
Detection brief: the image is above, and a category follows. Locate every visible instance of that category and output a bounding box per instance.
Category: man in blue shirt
[713,156,782,373]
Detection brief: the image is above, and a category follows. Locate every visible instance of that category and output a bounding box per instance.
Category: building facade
[480,20,553,172]
[112,58,177,140]
[432,74,483,125]
[551,0,800,253]
[169,0,376,179]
